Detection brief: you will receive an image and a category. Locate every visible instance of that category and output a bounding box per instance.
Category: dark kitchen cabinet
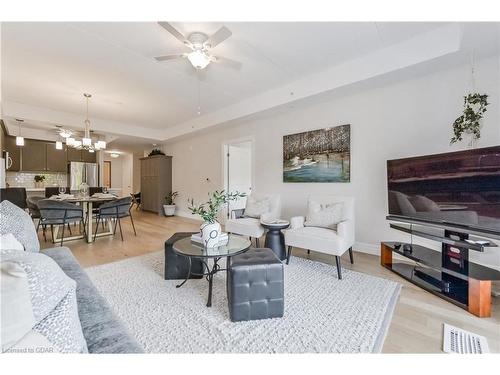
[82,149,96,163]
[46,143,67,172]
[21,139,46,171]
[67,147,83,162]
[3,136,21,171]
[66,148,96,163]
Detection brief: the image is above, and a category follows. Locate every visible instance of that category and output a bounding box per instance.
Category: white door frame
[221,136,255,220]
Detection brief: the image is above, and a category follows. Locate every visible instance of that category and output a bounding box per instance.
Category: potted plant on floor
[163,191,179,216]
[34,175,46,189]
[188,190,246,248]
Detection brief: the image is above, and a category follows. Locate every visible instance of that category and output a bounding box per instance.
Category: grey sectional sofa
[42,247,143,353]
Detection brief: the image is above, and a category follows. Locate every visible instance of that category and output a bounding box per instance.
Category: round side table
[260,220,290,261]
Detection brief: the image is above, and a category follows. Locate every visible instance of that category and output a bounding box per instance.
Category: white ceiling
[1,22,498,151]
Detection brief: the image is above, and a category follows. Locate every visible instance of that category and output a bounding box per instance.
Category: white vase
[163,204,176,216]
[200,221,221,248]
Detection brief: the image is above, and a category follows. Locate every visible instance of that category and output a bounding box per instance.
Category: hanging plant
[450,93,489,144]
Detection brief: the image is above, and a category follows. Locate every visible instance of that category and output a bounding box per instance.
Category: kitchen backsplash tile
[6,172,67,188]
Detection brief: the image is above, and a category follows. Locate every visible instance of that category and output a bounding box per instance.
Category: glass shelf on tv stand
[382,241,500,282]
[389,223,498,252]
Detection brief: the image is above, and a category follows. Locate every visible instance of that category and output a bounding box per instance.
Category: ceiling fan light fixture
[187,50,210,69]
[60,130,71,138]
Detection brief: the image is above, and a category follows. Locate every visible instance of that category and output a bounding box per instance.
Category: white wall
[103,155,123,189]
[164,56,500,267]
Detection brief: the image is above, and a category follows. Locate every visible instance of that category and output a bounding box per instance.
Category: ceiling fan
[154,22,242,71]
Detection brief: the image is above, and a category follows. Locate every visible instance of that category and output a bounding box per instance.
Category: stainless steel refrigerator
[68,162,98,190]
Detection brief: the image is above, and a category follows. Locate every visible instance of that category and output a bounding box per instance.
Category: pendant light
[82,93,92,147]
[15,119,25,146]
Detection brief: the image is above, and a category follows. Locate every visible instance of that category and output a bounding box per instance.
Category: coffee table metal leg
[176,257,192,288]
[205,257,221,307]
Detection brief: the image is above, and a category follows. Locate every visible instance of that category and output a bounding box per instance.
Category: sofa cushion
[304,200,343,230]
[225,217,265,238]
[244,195,271,218]
[0,200,40,253]
[284,226,346,255]
[1,249,87,353]
[0,233,24,251]
[0,261,36,351]
[43,247,143,353]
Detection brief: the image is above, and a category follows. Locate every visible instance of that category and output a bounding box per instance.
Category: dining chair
[37,199,86,245]
[26,196,47,241]
[45,187,71,198]
[94,196,136,241]
[0,187,28,210]
[130,192,141,210]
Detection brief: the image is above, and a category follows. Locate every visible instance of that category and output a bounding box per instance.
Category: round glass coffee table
[173,234,251,307]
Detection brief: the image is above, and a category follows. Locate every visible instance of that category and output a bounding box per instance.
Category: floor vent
[443,323,489,354]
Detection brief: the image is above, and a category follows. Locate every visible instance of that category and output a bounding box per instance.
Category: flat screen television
[387,146,500,238]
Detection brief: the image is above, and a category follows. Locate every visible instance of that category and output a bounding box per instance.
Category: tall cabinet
[140,155,172,215]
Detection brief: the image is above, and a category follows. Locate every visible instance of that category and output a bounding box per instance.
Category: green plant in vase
[163,191,179,216]
[34,175,46,188]
[188,190,246,247]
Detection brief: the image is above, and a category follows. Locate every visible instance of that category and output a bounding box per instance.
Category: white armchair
[225,194,281,247]
[284,195,355,279]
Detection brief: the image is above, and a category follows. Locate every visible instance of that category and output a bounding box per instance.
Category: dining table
[49,194,117,243]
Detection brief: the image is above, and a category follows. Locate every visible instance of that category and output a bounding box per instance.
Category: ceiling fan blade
[158,22,191,46]
[214,55,242,70]
[205,26,232,48]
[154,54,185,62]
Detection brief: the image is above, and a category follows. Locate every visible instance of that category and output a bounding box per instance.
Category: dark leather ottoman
[227,248,284,322]
[164,232,204,280]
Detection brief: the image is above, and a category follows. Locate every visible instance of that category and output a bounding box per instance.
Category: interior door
[223,140,253,218]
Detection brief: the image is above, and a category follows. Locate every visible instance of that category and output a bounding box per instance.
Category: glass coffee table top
[173,234,251,258]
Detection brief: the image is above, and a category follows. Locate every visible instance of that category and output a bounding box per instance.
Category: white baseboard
[354,241,380,256]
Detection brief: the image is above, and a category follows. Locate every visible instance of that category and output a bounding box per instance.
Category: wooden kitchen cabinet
[67,148,97,163]
[46,143,68,172]
[67,147,83,162]
[21,139,47,171]
[3,136,21,171]
[82,149,97,163]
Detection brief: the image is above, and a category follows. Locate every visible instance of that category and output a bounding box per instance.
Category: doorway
[103,161,111,188]
[223,139,253,219]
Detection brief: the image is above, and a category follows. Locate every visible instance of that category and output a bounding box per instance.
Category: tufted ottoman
[164,232,204,280]
[227,248,284,322]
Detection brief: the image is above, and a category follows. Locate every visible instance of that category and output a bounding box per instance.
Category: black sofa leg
[286,246,292,265]
[348,247,354,264]
[307,250,310,255]
[255,237,260,247]
[335,256,342,279]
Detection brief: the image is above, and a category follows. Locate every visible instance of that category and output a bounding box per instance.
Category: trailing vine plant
[450,93,489,144]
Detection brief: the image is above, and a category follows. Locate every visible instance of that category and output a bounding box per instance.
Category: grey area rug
[85,251,401,353]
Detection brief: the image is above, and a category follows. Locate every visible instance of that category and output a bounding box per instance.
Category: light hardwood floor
[39,210,500,353]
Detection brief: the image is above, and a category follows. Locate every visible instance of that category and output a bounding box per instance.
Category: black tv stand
[381,224,500,318]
